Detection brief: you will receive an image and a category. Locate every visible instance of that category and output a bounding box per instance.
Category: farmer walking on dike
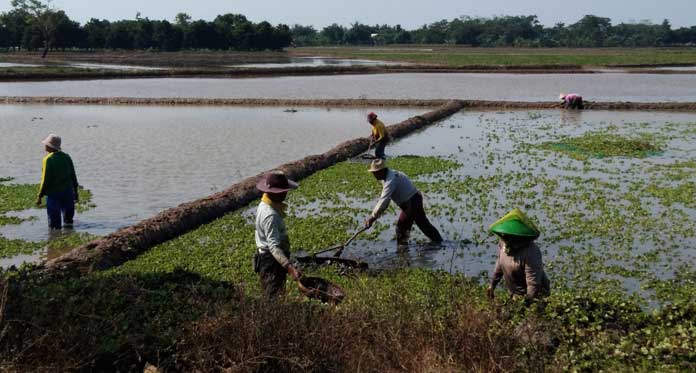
[364,159,443,247]
[36,134,79,230]
[254,171,303,297]
[487,208,550,302]
[367,112,389,159]
[560,92,584,110]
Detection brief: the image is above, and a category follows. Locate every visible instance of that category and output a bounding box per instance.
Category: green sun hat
[489,208,541,239]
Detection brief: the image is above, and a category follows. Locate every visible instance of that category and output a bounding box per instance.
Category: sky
[1,0,694,28]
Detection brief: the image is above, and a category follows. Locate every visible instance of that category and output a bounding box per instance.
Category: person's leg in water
[411,193,443,242]
[374,139,387,159]
[60,188,75,229]
[396,201,415,247]
[46,194,62,230]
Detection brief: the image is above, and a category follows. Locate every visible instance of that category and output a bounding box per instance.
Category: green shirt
[38,151,78,197]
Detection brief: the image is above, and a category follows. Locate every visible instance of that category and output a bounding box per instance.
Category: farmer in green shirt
[36,134,79,230]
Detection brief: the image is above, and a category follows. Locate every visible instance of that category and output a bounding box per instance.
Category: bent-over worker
[254,171,303,297]
[364,159,443,247]
[487,208,550,302]
[560,93,584,110]
[367,112,389,159]
[36,134,79,230]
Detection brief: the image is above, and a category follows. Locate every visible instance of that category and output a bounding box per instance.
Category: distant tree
[152,20,182,51]
[291,24,318,46]
[0,9,30,50]
[52,10,82,50]
[321,23,345,44]
[174,12,191,27]
[183,20,219,50]
[83,18,110,49]
[344,22,374,44]
[11,0,62,57]
[105,21,134,49]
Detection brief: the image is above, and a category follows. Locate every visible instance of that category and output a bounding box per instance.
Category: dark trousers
[567,97,584,109]
[374,139,388,159]
[46,188,75,229]
[396,192,443,245]
[253,252,287,298]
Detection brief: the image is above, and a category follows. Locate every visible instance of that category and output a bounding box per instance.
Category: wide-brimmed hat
[256,171,298,193]
[559,93,566,100]
[41,134,61,151]
[367,158,387,173]
[489,208,541,239]
[367,112,378,122]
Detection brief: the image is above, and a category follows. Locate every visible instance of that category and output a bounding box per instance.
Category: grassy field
[1,47,695,82]
[293,46,696,67]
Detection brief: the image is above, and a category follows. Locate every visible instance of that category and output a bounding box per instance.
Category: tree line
[0,1,292,56]
[295,15,696,47]
[2,0,696,57]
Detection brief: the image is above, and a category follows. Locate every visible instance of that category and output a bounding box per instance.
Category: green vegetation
[0,178,95,258]
[2,113,696,371]
[298,47,696,67]
[539,132,662,160]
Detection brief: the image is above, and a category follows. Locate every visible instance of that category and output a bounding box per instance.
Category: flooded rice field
[0,105,422,252]
[106,108,696,309]
[275,109,696,304]
[2,73,696,102]
[231,56,409,68]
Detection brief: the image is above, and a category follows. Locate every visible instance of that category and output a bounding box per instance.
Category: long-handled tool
[312,226,369,258]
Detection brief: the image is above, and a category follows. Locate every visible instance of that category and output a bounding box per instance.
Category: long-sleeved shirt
[38,151,78,198]
[255,200,291,267]
[563,93,581,103]
[490,241,550,299]
[371,119,388,142]
[371,169,418,219]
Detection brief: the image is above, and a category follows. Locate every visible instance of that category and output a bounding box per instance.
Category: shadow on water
[298,239,487,276]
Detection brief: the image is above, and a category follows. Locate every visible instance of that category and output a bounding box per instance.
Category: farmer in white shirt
[254,171,303,297]
[363,159,443,247]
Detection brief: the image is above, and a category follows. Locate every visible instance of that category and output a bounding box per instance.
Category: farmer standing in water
[367,112,389,159]
[36,134,79,230]
[364,159,443,248]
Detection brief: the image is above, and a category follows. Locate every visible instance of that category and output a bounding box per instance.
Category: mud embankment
[0,64,597,82]
[4,97,696,112]
[0,97,450,108]
[39,101,466,277]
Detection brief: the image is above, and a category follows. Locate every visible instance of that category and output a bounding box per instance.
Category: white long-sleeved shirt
[371,169,418,219]
[255,201,291,267]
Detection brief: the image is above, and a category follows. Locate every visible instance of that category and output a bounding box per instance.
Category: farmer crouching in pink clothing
[560,93,584,109]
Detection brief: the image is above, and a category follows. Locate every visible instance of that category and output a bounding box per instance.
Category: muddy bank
[38,101,465,277]
[0,96,449,108]
[0,64,596,82]
[4,96,696,111]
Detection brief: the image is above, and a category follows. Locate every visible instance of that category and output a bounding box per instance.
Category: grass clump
[540,132,662,160]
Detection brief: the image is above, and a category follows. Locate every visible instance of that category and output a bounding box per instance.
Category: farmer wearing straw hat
[487,208,550,301]
[36,134,80,230]
[254,171,303,297]
[364,159,443,247]
[559,93,584,110]
[367,112,389,159]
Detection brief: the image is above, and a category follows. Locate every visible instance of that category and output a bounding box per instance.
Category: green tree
[10,0,61,57]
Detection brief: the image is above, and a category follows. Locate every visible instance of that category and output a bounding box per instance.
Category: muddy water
[329,110,696,297]
[2,73,696,101]
[0,105,423,247]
